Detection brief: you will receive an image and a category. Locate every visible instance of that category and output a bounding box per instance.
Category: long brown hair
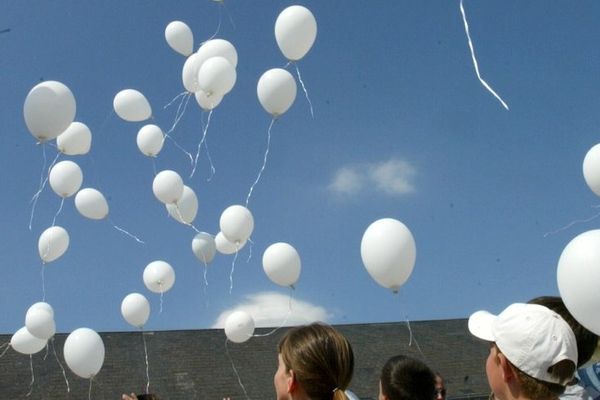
[278,323,354,400]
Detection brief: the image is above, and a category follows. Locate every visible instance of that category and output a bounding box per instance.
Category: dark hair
[528,296,598,367]
[137,395,160,400]
[380,355,435,400]
[278,323,354,400]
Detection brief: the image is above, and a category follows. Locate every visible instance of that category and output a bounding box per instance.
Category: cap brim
[468,310,496,341]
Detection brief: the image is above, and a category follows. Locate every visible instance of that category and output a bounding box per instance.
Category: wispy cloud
[328,158,416,197]
[211,291,331,328]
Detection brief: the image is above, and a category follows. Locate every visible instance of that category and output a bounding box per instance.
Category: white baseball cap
[468,303,578,386]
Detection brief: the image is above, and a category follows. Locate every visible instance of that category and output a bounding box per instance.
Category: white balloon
[360,218,416,293]
[38,226,70,263]
[195,90,223,111]
[113,89,152,122]
[215,231,246,255]
[166,185,198,224]
[75,188,109,220]
[63,328,105,379]
[257,68,297,117]
[136,124,164,157]
[197,56,237,97]
[219,205,254,244]
[121,293,150,328]
[24,81,76,142]
[143,260,176,293]
[11,327,47,355]
[182,53,204,93]
[192,232,217,264]
[583,144,600,197]
[262,242,301,287]
[275,5,317,61]
[49,160,83,198]
[224,310,255,343]
[25,308,56,340]
[56,122,92,155]
[28,302,54,319]
[152,170,184,204]
[197,39,238,68]
[557,229,600,335]
[165,21,193,56]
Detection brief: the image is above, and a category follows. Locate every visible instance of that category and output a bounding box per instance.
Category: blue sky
[1,0,600,335]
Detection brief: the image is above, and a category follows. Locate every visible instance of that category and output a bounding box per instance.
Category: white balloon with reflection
[75,188,109,220]
[224,310,255,343]
[38,226,70,263]
[143,260,176,293]
[57,122,92,155]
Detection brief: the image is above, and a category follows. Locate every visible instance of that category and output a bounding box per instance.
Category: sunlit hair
[528,296,598,367]
[380,355,435,400]
[278,323,354,400]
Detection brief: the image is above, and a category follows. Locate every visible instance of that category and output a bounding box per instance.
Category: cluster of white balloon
[555,144,600,337]
[15,3,327,383]
[20,80,109,380]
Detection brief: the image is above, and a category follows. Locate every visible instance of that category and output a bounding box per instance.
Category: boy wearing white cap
[469,303,578,400]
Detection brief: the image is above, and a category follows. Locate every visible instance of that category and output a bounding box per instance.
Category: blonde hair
[278,323,354,400]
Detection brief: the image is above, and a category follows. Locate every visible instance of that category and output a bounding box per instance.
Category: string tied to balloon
[191,109,215,179]
[25,354,35,397]
[51,337,70,393]
[245,118,275,207]
[459,0,509,110]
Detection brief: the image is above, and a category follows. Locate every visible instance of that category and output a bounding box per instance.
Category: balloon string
[191,109,214,179]
[88,377,93,400]
[141,330,150,394]
[51,197,65,227]
[173,204,201,233]
[293,63,314,119]
[245,119,275,207]
[459,0,509,110]
[224,339,251,400]
[245,238,253,263]
[30,150,60,230]
[253,288,295,337]
[159,284,164,314]
[26,354,35,397]
[543,207,600,237]
[164,91,187,110]
[165,92,192,137]
[162,94,194,168]
[110,219,146,244]
[395,291,427,362]
[0,342,10,358]
[205,2,223,42]
[41,264,46,302]
[222,0,236,31]
[151,157,158,176]
[51,338,71,393]
[43,342,49,360]
[229,244,240,295]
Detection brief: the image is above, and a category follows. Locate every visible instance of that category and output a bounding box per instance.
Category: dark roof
[0,319,490,400]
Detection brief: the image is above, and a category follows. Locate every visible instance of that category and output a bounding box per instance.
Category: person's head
[378,355,435,400]
[469,303,578,400]
[275,323,354,400]
[434,373,446,400]
[528,296,598,368]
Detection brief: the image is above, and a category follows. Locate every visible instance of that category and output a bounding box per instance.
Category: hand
[122,393,137,400]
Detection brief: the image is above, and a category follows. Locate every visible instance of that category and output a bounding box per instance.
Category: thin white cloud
[328,166,364,195]
[211,291,331,329]
[328,158,416,197]
[369,159,416,195]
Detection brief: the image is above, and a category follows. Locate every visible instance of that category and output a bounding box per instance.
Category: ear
[287,369,297,393]
[498,353,517,383]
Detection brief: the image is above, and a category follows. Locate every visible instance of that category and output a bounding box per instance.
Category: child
[469,303,578,400]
